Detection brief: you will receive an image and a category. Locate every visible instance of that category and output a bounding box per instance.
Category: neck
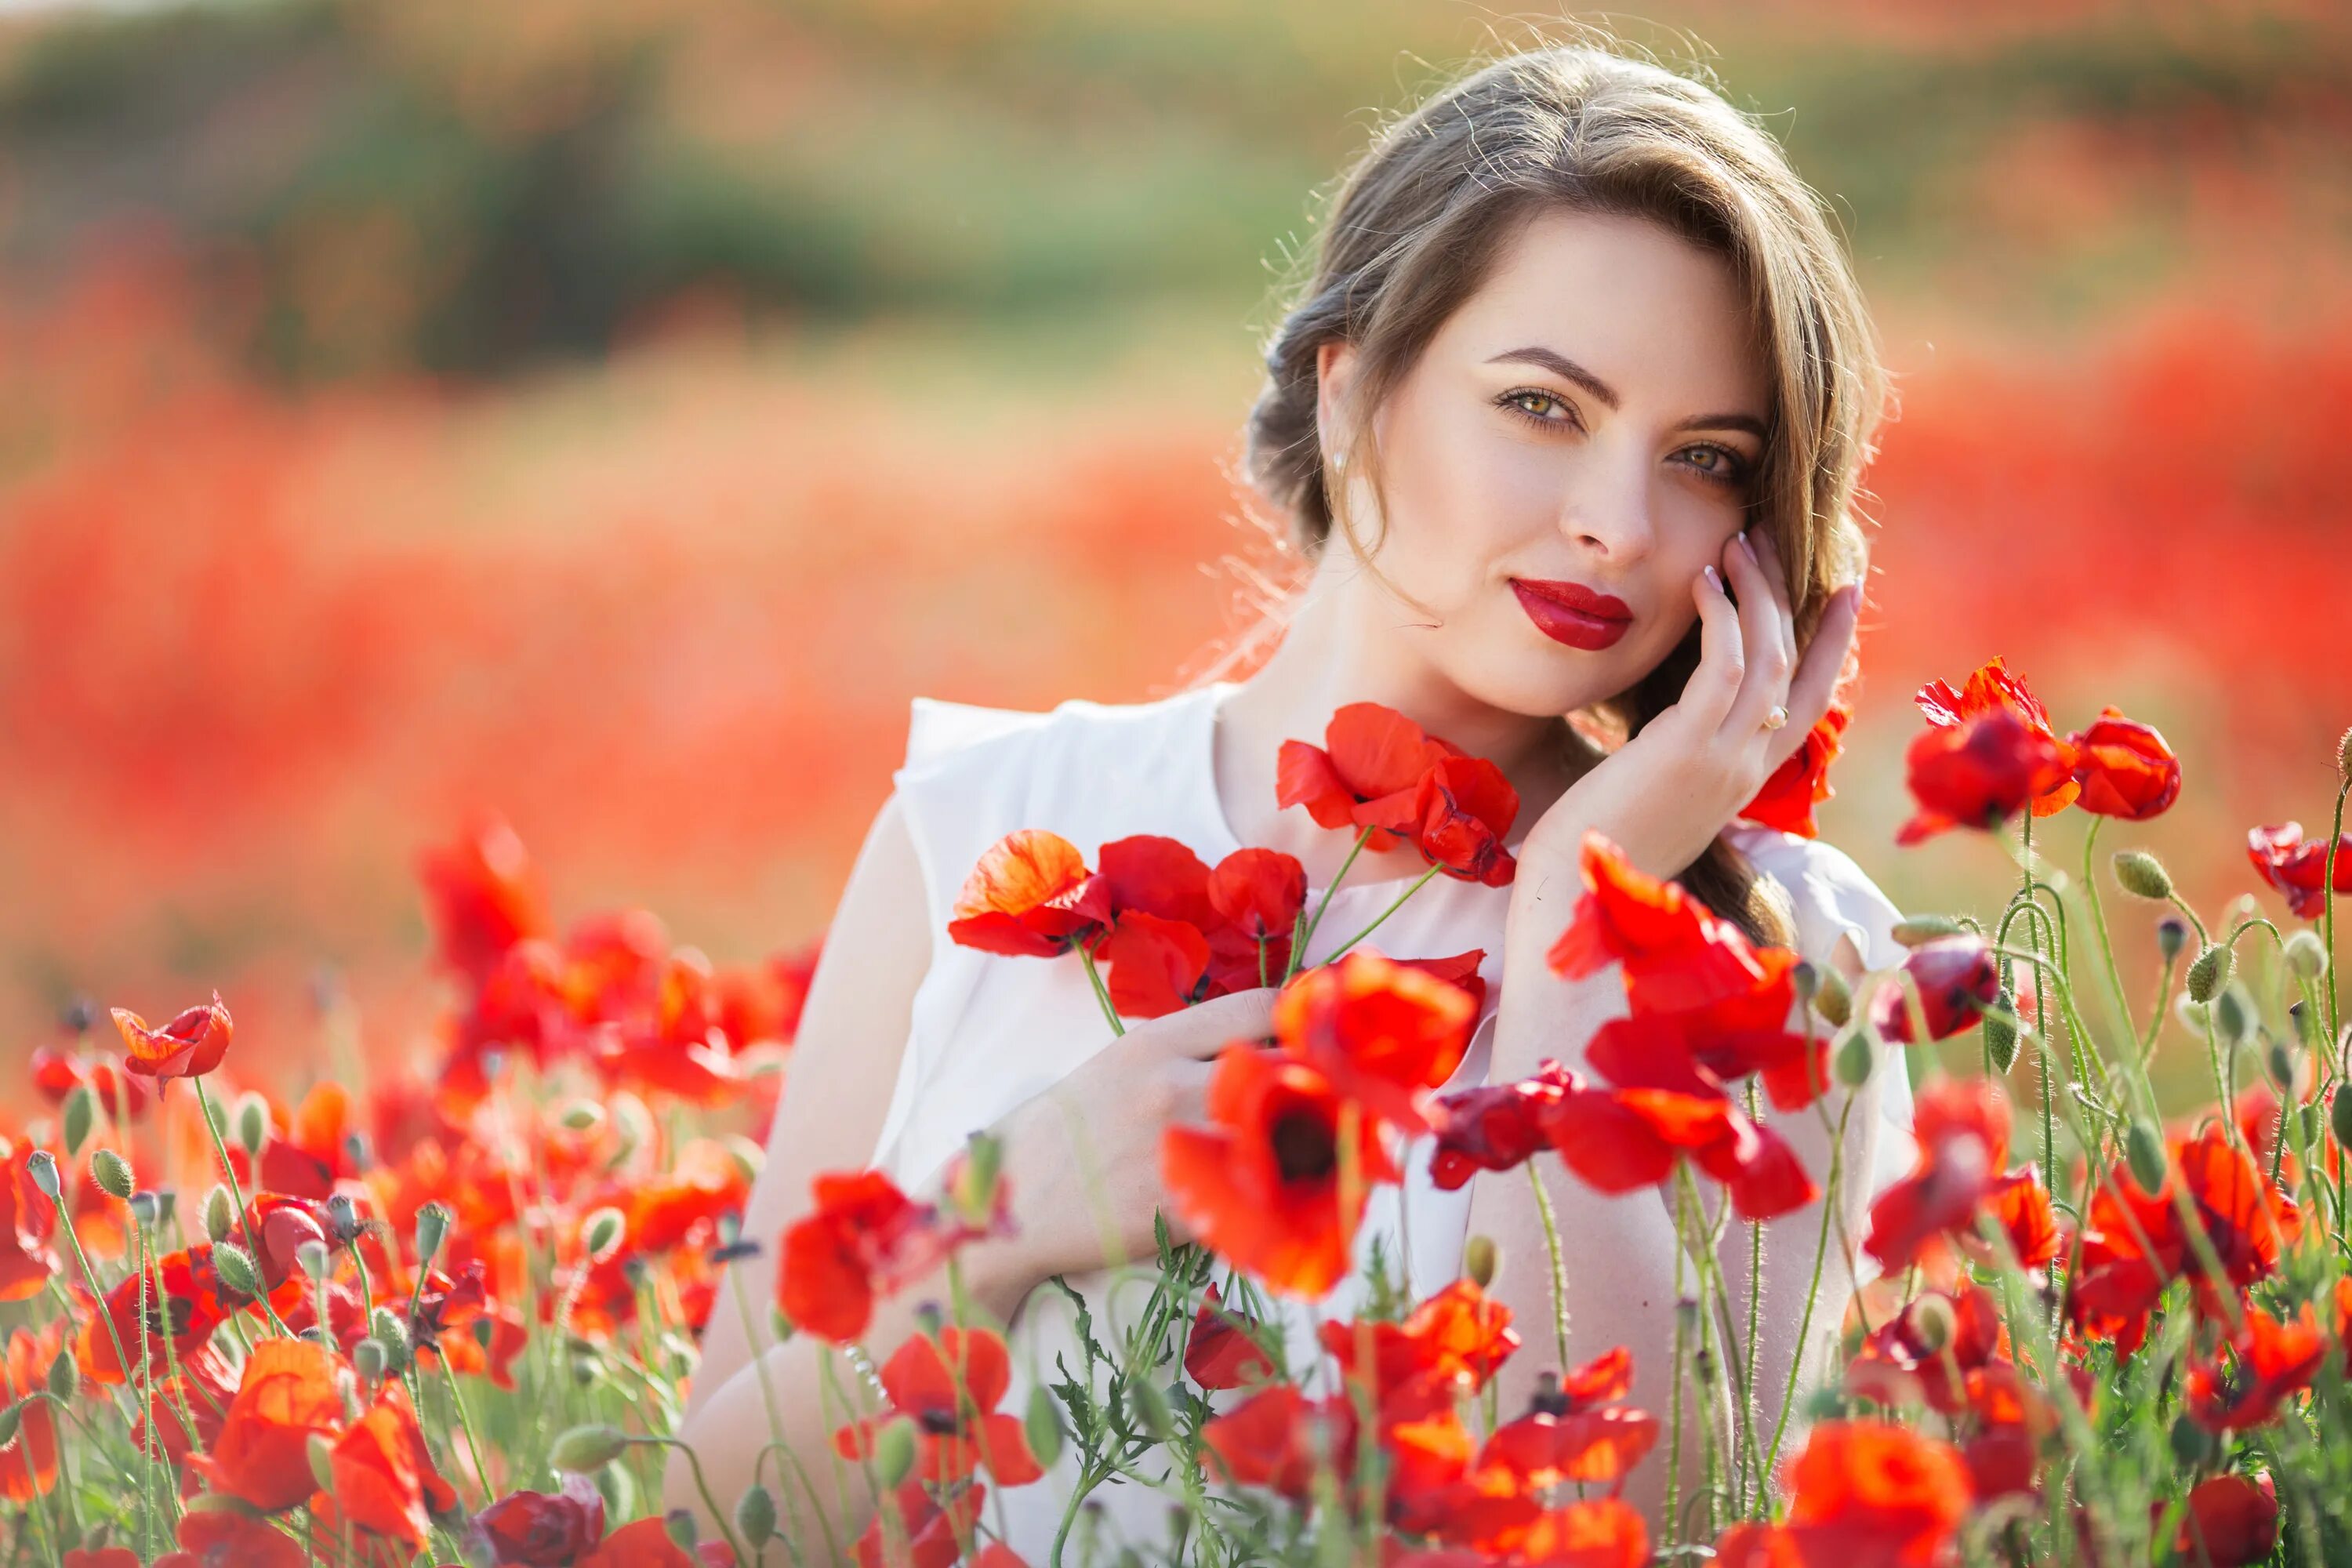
[1208,565,1592,888]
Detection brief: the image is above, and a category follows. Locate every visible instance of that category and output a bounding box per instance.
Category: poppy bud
[664,1510,699,1553]
[128,1190,159,1229]
[549,1422,630,1472]
[354,1338,389,1382]
[2125,1120,2169,1192]
[1835,1027,1875,1089]
[2332,1084,2352,1152]
[295,1239,332,1282]
[2299,1102,2324,1149]
[62,1087,95,1160]
[2187,944,2230,1004]
[154,1189,177,1227]
[90,1149,133,1201]
[572,1353,598,1388]
[1791,960,1820,1004]
[1813,967,1853,1029]
[2169,1414,2217,1468]
[1909,1294,1955,1355]
[326,1192,359,1241]
[61,996,97,1034]
[2156,916,2188,964]
[2213,985,2252,1044]
[202,1185,234,1244]
[1123,1376,1174,1443]
[23,1150,59,1200]
[1463,1234,1501,1289]
[234,1092,269,1160]
[559,1101,605,1133]
[471,1316,496,1351]
[870,1417,918,1489]
[2290,1001,2319,1047]
[0,1402,20,1446]
[45,1348,77,1403]
[582,1207,626,1263]
[736,1485,778,1548]
[202,1093,232,1142]
[2267,1038,2296,1091]
[414,1200,452,1267]
[307,1432,336,1493]
[2111,851,2172,900]
[2284,929,2328,981]
[1984,987,2019,1073]
[212,1243,260,1298]
[1026,1385,1065,1469]
[1892,914,1964,947]
[372,1307,412,1370]
[610,1094,653,1167]
[913,1301,945,1338]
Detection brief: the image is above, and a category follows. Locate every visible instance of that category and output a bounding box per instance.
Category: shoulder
[898,685,1217,780]
[1724,822,1907,978]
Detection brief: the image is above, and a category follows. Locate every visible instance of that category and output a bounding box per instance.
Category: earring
[1332,452,1347,472]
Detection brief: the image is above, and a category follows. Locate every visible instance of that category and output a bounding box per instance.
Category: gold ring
[1762,705,1789,731]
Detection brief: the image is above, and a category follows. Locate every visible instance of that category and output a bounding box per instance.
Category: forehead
[1439,206,1769,412]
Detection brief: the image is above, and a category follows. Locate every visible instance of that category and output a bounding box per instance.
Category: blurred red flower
[0,1141,60,1301]
[2185,1305,2326,1432]
[1913,657,2082,817]
[776,1170,992,1344]
[1779,1420,1972,1566]
[2167,1473,2280,1567]
[1428,1059,1577,1191]
[110,990,234,1084]
[1183,1281,1275,1391]
[1895,708,2076,847]
[1740,699,1849,840]
[478,1475,610,1566]
[2247,822,2352,920]
[1867,936,2000,1045]
[850,1479,983,1568]
[1271,949,1476,1136]
[328,1383,458,1548]
[0,1323,61,1502]
[834,1327,1043,1487]
[189,1337,346,1512]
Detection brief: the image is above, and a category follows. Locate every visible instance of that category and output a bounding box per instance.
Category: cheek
[1377,410,1556,576]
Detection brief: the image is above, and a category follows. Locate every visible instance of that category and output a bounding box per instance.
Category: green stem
[1526,1161,1570,1371]
[633,1436,755,1566]
[190,1076,294,1335]
[1322,863,1445,964]
[1292,825,1377,972]
[1762,1092,1854,1487]
[1076,938,1126,1037]
[2079,817,2139,1048]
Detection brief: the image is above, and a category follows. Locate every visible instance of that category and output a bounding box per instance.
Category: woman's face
[1319,207,1773,721]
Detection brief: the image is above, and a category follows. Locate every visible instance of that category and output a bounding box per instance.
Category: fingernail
[1704,564,1722,590]
[1737,531,1755,560]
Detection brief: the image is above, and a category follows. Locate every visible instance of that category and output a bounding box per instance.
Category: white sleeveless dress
[870,680,1917,1561]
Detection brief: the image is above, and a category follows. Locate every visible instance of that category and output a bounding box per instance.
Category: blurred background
[2,0,2347,1098]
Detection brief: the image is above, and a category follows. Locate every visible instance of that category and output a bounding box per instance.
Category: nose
[1555,440,1657,562]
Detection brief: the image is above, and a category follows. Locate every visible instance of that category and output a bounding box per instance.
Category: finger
[1718,531,1793,738]
[1746,527,1799,670]
[1680,561,1747,733]
[1780,583,1860,746]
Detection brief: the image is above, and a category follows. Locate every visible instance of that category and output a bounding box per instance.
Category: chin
[1438,645,1617,721]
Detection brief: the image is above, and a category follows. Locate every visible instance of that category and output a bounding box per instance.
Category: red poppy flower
[625,1138,753,1256]
[1319,1279,1519,1422]
[580,1514,739,1568]
[419,811,552,985]
[1276,702,1465,852]
[29,1047,149,1121]
[189,1337,347,1512]
[1895,709,2077,847]
[110,990,234,1084]
[328,1383,458,1548]
[1207,848,1308,942]
[1740,700,1849,839]
[1200,1385,1359,1498]
[1779,1420,1971,1567]
[1271,949,1476,1135]
[1981,1169,2060,1270]
[1867,936,2000,1045]
[849,1479,985,1568]
[62,1551,140,1568]
[1184,1281,1275,1391]
[1358,755,1520,887]
[175,1508,308,1568]
[1845,1286,2006,1417]
[1913,657,2081,817]
[2186,1305,2326,1432]
[1162,1045,1397,1298]
[1711,1522,1802,1568]
[480,1476,610,1566]
[0,1323,60,1502]
[1541,1071,1817,1221]
[2247,822,2352,920]
[1428,1060,1577,1190]
[1863,1079,2009,1272]
[138,1345,236,1466]
[1097,910,1216,1018]
[946,830,1103,957]
[1508,1499,1650,1568]
[1391,949,1489,1016]
[1546,830,1778,1016]
[777,1170,987,1343]
[1480,1347,1659,1491]
[2166,1473,2279,1568]
[2065,706,2180,819]
[834,1327,1044,1487]
[254,1082,354,1198]
[1079,835,1221,928]
[1581,994,1824,1116]
[0,1141,60,1302]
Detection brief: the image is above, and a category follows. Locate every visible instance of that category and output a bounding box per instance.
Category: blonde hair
[1215,33,1889,946]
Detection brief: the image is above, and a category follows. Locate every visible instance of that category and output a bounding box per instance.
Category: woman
[675,38,1914,1560]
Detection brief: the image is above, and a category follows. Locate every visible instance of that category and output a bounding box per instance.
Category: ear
[1314,339,1359,454]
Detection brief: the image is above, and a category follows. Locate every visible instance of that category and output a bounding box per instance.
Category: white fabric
[873,679,1917,1560]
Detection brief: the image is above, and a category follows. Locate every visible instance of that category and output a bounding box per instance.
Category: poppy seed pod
[2157,916,2189,964]
[2187,944,2230,1004]
[61,1086,94,1159]
[1908,1294,1956,1355]
[128,1190,159,1229]
[1813,967,1853,1029]
[212,1242,260,1298]
[371,1306,412,1368]
[202,1184,234,1243]
[1892,914,1965,947]
[2125,1120,2169,1192]
[2333,1083,2352,1152]
[549,1422,631,1473]
[1984,985,2019,1073]
[665,1510,700,1552]
[559,1101,604,1132]
[735,1485,778,1548]
[233,1091,269,1160]
[294,1239,331,1282]
[89,1149,133,1200]
[1026,1384,1065,1470]
[1463,1233,1501,1289]
[1835,1028,1875,1088]
[0,1402,20,1447]
[2212,985,2252,1044]
[1792,958,1820,1004]
[45,1348,76,1403]
[414,1200,452,1265]
[582,1207,626,1262]
[2267,1038,2296,1091]
[353,1337,389,1382]
[2112,850,2172,900]
[2283,928,2328,981]
[870,1417,918,1489]
[23,1149,59,1200]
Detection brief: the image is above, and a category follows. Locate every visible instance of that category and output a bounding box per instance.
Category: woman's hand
[972,985,1283,1302]
[1523,528,1860,884]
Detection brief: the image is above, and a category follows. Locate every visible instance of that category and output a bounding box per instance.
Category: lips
[1510,578,1633,651]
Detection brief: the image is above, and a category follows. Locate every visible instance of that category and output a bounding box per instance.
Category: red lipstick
[1510,578,1634,651]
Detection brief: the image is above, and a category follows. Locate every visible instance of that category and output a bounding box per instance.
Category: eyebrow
[1484,345,1769,439]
